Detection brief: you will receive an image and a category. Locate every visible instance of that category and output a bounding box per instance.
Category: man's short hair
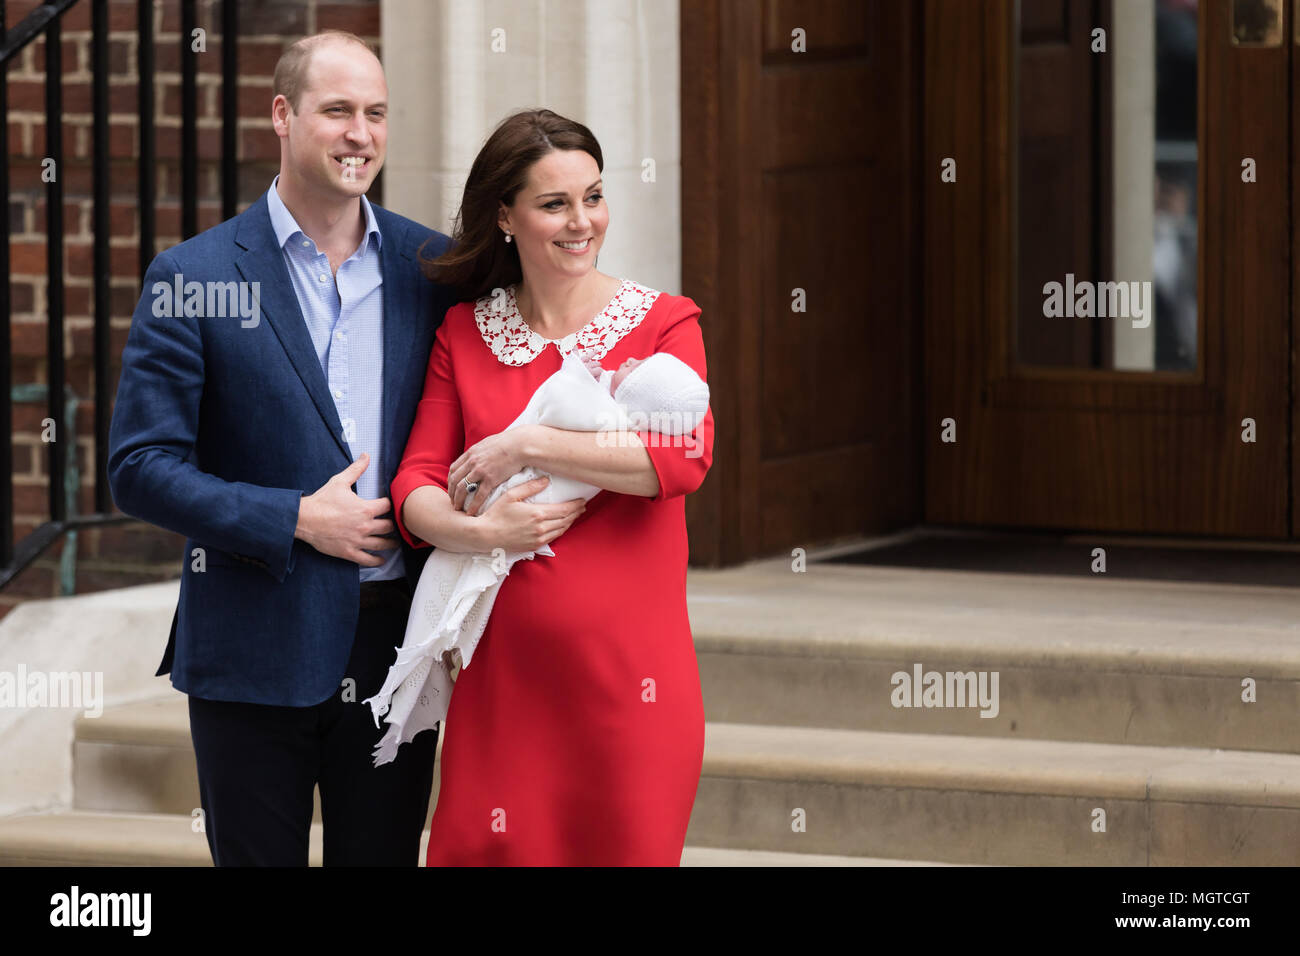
[273,31,379,112]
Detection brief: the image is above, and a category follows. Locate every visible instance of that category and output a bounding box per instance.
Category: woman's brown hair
[420,108,604,303]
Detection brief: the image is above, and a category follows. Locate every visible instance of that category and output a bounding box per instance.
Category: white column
[1110,0,1156,371]
[381,0,681,294]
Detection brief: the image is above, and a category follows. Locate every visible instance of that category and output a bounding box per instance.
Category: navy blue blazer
[107,193,455,706]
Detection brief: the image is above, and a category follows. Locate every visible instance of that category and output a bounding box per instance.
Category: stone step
[72,695,436,820]
[685,722,1300,866]
[0,811,429,866]
[0,810,950,867]
[678,846,960,866]
[72,698,1300,865]
[0,811,310,866]
[73,697,203,817]
[689,560,1300,752]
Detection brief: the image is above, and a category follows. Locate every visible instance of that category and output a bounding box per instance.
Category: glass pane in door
[1015,0,1198,371]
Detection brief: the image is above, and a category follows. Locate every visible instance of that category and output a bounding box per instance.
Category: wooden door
[925,0,1291,537]
[682,0,922,564]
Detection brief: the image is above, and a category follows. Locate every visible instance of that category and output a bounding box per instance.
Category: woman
[391,108,714,865]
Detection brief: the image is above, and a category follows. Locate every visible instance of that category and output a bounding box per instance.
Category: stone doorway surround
[379,0,682,295]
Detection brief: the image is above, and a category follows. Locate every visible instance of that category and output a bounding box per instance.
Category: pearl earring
[504,231,513,243]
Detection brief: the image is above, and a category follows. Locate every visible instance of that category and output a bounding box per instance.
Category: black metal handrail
[1,0,242,592]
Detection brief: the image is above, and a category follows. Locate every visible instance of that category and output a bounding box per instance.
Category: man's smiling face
[274,39,388,202]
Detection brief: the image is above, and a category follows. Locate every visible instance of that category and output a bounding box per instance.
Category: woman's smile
[554,237,592,254]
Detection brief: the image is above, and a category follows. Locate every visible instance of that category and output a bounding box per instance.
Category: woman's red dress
[390,279,713,865]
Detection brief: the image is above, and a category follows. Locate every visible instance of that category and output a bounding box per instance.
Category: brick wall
[3,0,381,618]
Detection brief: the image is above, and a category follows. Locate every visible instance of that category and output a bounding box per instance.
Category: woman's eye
[543,193,601,209]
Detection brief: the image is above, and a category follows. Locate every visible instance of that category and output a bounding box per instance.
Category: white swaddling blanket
[365,349,707,766]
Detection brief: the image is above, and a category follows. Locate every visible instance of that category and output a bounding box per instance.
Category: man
[108,31,454,865]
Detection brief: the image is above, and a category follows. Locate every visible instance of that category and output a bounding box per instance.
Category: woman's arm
[400,484,493,552]
[403,478,585,553]
[446,424,656,515]
[622,298,714,502]
[519,425,659,497]
[393,317,587,548]
[514,347,711,496]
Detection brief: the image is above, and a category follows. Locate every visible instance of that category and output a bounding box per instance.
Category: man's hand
[295,453,396,566]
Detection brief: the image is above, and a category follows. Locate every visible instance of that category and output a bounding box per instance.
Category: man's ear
[271,94,292,137]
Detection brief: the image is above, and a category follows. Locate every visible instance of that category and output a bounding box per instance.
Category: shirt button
[335,331,345,340]
[301,239,310,247]
[318,274,328,282]
[333,389,343,399]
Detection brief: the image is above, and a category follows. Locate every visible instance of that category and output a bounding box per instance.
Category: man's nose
[345,116,370,144]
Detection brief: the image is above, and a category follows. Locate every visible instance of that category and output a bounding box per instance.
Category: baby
[364,347,709,765]
[589,354,648,395]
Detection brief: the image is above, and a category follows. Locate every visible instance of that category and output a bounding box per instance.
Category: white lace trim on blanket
[473,278,661,366]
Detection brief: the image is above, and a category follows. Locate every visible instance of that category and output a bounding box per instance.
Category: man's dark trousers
[187,578,438,866]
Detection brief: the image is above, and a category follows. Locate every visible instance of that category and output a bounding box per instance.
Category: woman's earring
[504,231,513,243]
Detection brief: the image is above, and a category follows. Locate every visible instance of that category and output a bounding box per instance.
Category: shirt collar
[266,174,382,254]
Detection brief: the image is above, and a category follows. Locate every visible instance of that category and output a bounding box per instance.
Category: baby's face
[611,357,644,394]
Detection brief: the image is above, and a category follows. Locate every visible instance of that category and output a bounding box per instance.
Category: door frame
[1291,0,1300,537]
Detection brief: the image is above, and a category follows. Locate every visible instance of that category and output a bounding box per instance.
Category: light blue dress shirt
[266,176,402,582]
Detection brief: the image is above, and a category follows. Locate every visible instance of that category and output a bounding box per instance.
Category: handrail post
[138,0,155,276]
[1,3,15,568]
[221,0,238,220]
[181,0,197,238]
[92,0,111,513]
[45,15,66,523]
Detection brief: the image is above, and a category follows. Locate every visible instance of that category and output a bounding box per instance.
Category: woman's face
[499,149,608,283]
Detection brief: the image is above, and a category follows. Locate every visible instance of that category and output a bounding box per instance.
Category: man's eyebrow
[534,180,603,200]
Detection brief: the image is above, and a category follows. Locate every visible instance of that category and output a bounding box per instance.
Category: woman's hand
[477,475,586,552]
[448,427,534,516]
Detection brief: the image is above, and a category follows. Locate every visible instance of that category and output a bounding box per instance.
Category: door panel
[682,0,922,563]
[1017,0,1108,368]
[925,0,1290,537]
[751,0,918,554]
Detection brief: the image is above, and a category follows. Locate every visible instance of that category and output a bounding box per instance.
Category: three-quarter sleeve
[391,316,464,548]
[635,296,714,501]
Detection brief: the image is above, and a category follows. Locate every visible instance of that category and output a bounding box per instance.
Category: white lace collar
[473,278,661,366]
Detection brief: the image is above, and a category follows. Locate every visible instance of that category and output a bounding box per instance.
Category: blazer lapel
[376,207,418,485]
[234,194,352,463]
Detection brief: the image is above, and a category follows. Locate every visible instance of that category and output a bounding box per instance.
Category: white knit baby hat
[612,352,709,434]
